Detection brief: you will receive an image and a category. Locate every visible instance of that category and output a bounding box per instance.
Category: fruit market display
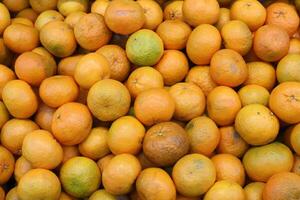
[1,0,300,199]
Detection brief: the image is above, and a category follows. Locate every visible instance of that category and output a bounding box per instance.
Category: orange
[34,10,64,30]
[244,62,276,91]
[62,145,80,164]
[266,2,299,36]
[1,119,39,155]
[96,45,130,82]
[276,54,300,83]
[3,23,39,54]
[207,86,242,126]
[292,154,300,175]
[79,127,111,160]
[14,51,55,86]
[243,142,293,182]
[134,88,175,126]
[32,46,57,74]
[58,55,83,77]
[288,38,300,54]
[185,66,218,96]
[0,64,15,100]
[221,20,252,56]
[29,0,58,13]
[169,82,206,121]
[216,8,230,30]
[143,122,189,167]
[18,169,61,200]
[52,102,92,146]
[211,154,245,186]
[217,126,249,158]
[57,0,88,16]
[155,50,189,85]
[230,0,266,31]
[136,168,176,200]
[60,156,101,198]
[235,104,279,146]
[263,172,300,200]
[185,116,220,156]
[238,85,270,106]
[290,123,300,155]
[0,101,9,129]
[34,103,56,132]
[40,21,77,58]
[244,182,265,200]
[3,0,29,12]
[14,156,32,182]
[138,0,163,30]
[87,79,131,121]
[22,130,63,169]
[91,0,110,16]
[204,180,246,200]
[126,66,164,98]
[74,13,112,51]
[74,53,110,89]
[156,20,191,50]
[39,75,79,108]
[269,82,300,124]
[172,154,216,197]
[102,154,141,195]
[210,49,248,87]
[11,17,34,26]
[2,80,38,119]
[16,8,38,22]
[64,11,86,28]
[182,0,220,27]
[0,146,15,184]
[6,187,18,200]
[104,0,145,35]
[108,116,145,155]
[186,24,221,65]
[89,190,117,200]
[0,3,11,35]
[163,0,183,21]
[97,154,114,172]
[253,25,290,62]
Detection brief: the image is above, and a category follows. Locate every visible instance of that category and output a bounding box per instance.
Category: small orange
[29,0,58,13]
[91,0,110,16]
[1,118,39,155]
[185,116,220,157]
[34,103,56,132]
[134,88,175,126]
[39,75,79,108]
[52,102,92,145]
[58,55,83,77]
[156,20,192,50]
[207,86,242,126]
[34,10,64,30]
[186,24,221,65]
[216,8,230,30]
[16,8,38,22]
[211,154,245,186]
[244,62,276,91]
[126,66,164,98]
[0,64,15,100]
[108,116,145,155]
[163,0,183,21]
[64,11,87,28]
[172,154,216,197]
[238,84,270,106]
[244,182,265,200]
[138,0,163,30]
[3,0,29,12]
[0,145,15,184]
[276,54,300,83]
[97,154,114,172]
[155,50,189,86]
[210,49,248,87]
[217,126,249,158]
[14,156,32,182]
[269,82,300,124]
[288,38,300,54]
[169,82,206,121]
[79,127,111,160]
[57,0,89,16]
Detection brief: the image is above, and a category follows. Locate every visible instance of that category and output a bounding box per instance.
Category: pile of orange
[1,0,300,199]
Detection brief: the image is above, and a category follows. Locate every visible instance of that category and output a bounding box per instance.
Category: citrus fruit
[102,154,141,195]
[6,187,18,200]
[0,145,15,184]
[0,101,9,130]
[34,10,64,30]
[12,17,34,26]
[34,103,56,132]
[138,0,163,30]
[91,0,110,16]
[292,154,300,175]
[29,0,58,13]
[97,154,114,173]
[16,8,38,22]
[172,154,216,197]
[58,55,83,77]
[64,11,86,28]
[89,189,117,200]
[163,0,183,21]
[243,142,293,182]
[62,145,80,164]
[216,8,230,30]
[0,3,11,35]
[238,85,270,106]
[288,38,300,54]
[126,29,164,66]
[3,0,29,12]
[87,79,131,121]
[60,156,101,198]
[17,169,61,200]
[14,156,32,183]
[276,54,300,83]
[57,0,88,16]
[143,122,189,166]
[244,182,265,200]
[290,123,300,155]
[52,102,92,145]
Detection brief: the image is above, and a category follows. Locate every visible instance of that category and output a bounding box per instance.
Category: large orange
[269,82,300,124]
[186,24,221,65]
[0,64,15,100]
[185,116,220,156]
[238,84,270,106]
[0,146,15,184]
[207,86,242,126]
